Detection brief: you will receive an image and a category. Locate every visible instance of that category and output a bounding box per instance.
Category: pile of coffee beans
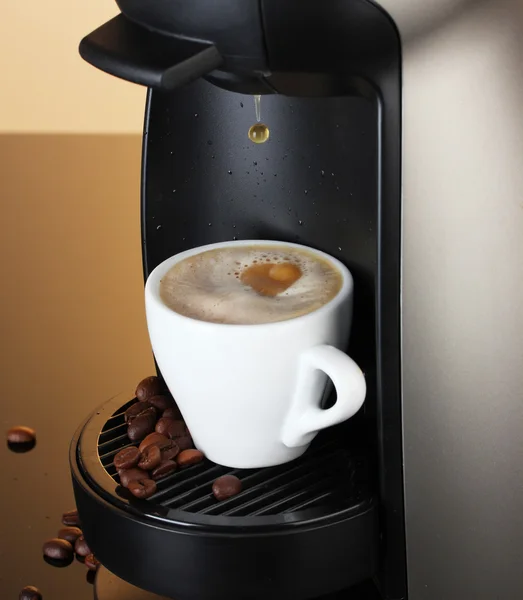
[114,376,202,498]
[25,508,98,598]
[42,509,98,572]
[119,376,243,502]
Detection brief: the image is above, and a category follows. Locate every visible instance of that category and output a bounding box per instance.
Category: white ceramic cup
[145,240,366,468]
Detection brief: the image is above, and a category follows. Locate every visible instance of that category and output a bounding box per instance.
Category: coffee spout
[79,15,223,90]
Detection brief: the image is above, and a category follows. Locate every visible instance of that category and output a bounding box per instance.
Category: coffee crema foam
[159,245,343,325]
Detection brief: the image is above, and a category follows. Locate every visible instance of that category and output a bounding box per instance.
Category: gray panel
[377,0,523,598]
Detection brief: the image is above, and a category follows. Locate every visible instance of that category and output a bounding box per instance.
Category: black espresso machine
[71,1,523,599]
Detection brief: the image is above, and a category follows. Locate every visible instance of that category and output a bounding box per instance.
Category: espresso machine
[70,1,523,599]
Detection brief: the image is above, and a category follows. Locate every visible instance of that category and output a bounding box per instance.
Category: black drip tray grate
[95,399,369,520]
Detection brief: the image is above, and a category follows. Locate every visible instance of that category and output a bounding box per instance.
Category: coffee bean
[138,432,173,453]
[177,449,204,468]
[57,526,82,544]
[74,535,91,557]
[127,408,157,441]
[7,426,36,453]
[128,478,157,499]
[138,444,162,470]
[43,538,73,561]
[161,444,180,461]
[7,426,36,444]
[114,446,141,470]
[85,553,100,571]
[162,406,182,420]
[118,467,149,488]
[62,509,80,527]
[212,475,243,501]
[19,586,42,600]
[136,376,164,402]
[124,401,149,424]
[155,418,187,439]
[176,435,193,451]
[147,395,173,412]
[151,460,178,480]
[19,585,42,600]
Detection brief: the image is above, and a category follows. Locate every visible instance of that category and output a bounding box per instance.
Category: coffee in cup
[159,244,343,325]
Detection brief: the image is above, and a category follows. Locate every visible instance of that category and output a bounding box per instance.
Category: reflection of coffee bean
[118,467,149,488]
[212,475,243,501]
[19,586,42,600]
[75,535,91,557]
[43,538,73,561]
[138,432,173,453]
[155,418,187,439]
[176,436,193,451]
[138,444,162,470]
[114,446,141,470]
[128,478,157,499]
[57,527,82,544]
[85,553,101,571]
[62,509,80,527]
[136,376,164,402]
[124,401,149,424]
[127,408,157,441]
[86,569,97,585]
[147,395,173,412]
[161,444,180,461]
[177,449,204,468]
[7,426,36,444]
[43,555,73,568]
[151,460,178,480]
[162,406,182,420]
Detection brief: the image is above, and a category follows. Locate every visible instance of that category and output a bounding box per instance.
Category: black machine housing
[72,1,405,599]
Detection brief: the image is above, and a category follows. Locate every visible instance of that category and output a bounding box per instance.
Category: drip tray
[71,391,378,600]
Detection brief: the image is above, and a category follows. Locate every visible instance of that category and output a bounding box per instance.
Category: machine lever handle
[79,15,223,90]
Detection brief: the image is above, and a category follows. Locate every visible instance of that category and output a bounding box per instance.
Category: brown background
[0,134,153,496]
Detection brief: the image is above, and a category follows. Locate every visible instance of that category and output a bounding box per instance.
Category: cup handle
[281,345,366,448]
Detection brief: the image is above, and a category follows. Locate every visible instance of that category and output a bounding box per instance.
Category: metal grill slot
[99,442,135,466]
[98,433,131,455]
[282,490,340,513]
[98,422,128,445]
[198,449,342,516]
[247,476,342,516]
[158,467,241,506]
[100,408,127,432]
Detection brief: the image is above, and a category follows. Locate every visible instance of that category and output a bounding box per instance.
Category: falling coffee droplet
[248,123,270,144]
[249,94,270,144]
